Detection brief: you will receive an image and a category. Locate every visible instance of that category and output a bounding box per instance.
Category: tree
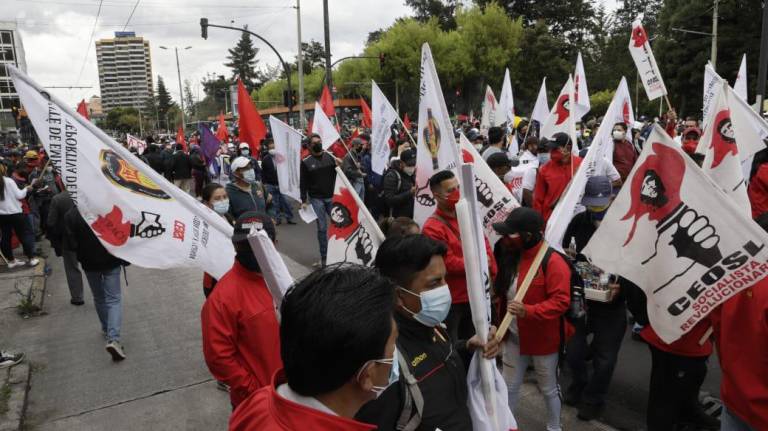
[202,73,232,113]
[156,76,175,129]
[405,0,457,30]
[183,79,195,120]
[224,25,264,91]
[293,40,326,74]
[513,20,571,113]
[104,107,140,133]
[477,0,596,39]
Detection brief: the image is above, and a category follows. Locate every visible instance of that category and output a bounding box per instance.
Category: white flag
[530,78,549,137]
[126,134,147,155]
[582,124,768,343]
[629,17,667,101]
[540,76,578,150]
[326,167,385,266]
[734,54,748,101]
[546,79,627,252]
[248,227,292,319]
[573,52,591,119]
[480,85,497,138]
[371,80,399,175]
[600,77,635,166]
[268,115,302,202]
[414,43,462,227]
[10,66,234,279]
[311,102,340,150]
[459,134,520,244]
[703,63,720,129]
[495,68,515,127]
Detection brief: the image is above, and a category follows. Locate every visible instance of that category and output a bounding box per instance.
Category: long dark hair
[0,164,7,201]
[493,240,520,302]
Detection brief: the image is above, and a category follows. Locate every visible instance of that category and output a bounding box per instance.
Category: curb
[0,363,31,431]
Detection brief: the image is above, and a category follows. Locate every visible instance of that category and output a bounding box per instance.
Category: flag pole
[395,115,417,146]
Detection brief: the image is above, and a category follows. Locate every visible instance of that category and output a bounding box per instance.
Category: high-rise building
[0,21,27,129]
[87,95,103,118]
[96,31,153,112]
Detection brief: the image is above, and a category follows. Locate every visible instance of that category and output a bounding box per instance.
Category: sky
[3,0,618,108]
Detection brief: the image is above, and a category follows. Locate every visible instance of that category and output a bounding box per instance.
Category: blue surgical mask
[241,170,256,183]
[213,199,229,215]
[400,284,451,327]
[538,153,550,165]
[357,347,400,398]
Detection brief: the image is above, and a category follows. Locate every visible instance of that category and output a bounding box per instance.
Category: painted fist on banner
[131,211,166,239]
[351,228,374,266]
[475,177,493,207]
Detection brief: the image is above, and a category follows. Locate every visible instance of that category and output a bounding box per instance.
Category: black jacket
[380,167,415,218]
[64,207,127,271]
[190,151,206,173]
[169,151,192,180]
[145,151,167,176]
[261,154,279,186]
[300,153,337,201]
[356,313,472,430]
[46,191,75,255]
[225,182,267,218]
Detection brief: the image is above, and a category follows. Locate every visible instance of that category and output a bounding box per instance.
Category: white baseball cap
[239,142,250,149]
[230,156,251,171]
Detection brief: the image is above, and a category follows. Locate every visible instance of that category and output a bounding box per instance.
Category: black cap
[232,211,276,243]
[547,132,571,149]
[581,176,612,207]
[486,152,511,169]
[400,149,416,166]
[492,207,543,236]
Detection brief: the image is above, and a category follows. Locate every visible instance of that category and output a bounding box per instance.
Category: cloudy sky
[4,0,413,107]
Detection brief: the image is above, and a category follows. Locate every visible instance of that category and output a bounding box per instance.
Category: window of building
[0,32,12,45]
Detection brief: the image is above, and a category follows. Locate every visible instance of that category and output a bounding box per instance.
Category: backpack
[540,247,586,356]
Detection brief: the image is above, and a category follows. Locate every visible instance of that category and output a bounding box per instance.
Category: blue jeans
[265,184,293,221]
[352,179,365,201]
[310,197,332,261]
[503,339,562,431]
[85,266,123,342]
[566,306,627,405]
[721,407,755,431]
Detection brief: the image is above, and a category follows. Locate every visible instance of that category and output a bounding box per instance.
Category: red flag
[237,78,267,155]
[176,125,187,152]
[348,128,360,144]
[320,84,335,118]
[215,112,229,143]
[403,113,411,131]
[360,98,372,128]
[76,99,89,120]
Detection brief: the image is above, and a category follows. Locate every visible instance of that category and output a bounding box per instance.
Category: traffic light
[200,18,208,40]
[379,53,386,70]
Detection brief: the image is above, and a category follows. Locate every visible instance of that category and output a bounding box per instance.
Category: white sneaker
[7,260,23,269]
[27,258,40,267]
[105,341,126,361]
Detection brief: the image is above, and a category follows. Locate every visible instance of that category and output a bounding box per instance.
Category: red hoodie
[712,278,768,430]
[201,262,282,407]
[422,207,497,304]
[533,156,582,225]
[230,370,376,431]
[748,163,768,219]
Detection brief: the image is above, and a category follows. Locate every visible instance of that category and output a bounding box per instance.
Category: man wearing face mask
[229,264,397,431]
[381,149,416,218]
[561,176,628,421]
[492,207,573,431]
[422,170,497,341]
[261,140,296,225]
[201,212,282,409]
[342,138,367,200]
[225,157,268,218]
[533,132,583,224]
[356,234,500,430]
[611,123,638,182]
[481,126,506,162]
[300,133,338,268]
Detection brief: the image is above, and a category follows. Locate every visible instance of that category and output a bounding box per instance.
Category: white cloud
[3,0,411,107]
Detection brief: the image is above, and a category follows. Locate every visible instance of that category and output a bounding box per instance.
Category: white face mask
[268,149,276,155]
[612,130,626,141]
[213,199,229,215]
[403,166,416,176]
[474,143,484,151]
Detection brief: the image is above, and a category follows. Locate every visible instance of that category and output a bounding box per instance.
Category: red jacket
[712,279,768,430]
[230,370,376,431]
[516,244,573,355]
[533,156,582,225]
[422,208,497,304]
[748,164,768,219]
[612,139,637,181]
[201,262,282,407]
[640,320,712,358]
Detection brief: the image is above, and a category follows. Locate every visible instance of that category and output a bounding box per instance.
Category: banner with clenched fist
[10,66,235,279]
[583,124,768,343]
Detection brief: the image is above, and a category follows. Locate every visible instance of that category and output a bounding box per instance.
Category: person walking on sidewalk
[64,207,128,361]
[300,134,338,268]
[46,190,84,305]
[0,164,39,268]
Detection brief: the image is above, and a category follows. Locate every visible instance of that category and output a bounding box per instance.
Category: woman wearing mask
[201,182,233,299]
[0,164,39,268]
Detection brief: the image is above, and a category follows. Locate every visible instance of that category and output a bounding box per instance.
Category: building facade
[96,31,153,112]
[87,95,103,118]
[0,21,27,130]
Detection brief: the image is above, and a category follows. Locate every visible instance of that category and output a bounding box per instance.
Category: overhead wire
[75,0,103,86]
[122,0,140,30]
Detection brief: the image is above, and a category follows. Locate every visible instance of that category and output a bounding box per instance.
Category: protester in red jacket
[611,122,638,181]
[711,213,768,430]
[229,264,397,431]
[748,163,768,219]
[533,133,583,224]
[422,170,497,341]
[201,211,282,408]
[492,207,572,431]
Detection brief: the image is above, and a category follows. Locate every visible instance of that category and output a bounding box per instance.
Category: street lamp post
[159,45,192,134]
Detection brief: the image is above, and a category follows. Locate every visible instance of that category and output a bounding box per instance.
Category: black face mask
[522,231,542,250]
[311,143,323,153]
[236,250,261,272]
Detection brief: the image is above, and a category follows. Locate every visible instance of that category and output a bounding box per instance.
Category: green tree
[183,79,195,120]
[293,40,326,74]
[513,20,571,113]
[104,107,140,134]
[202,73,232,114]
[224,25,264,91]
[406,0,457,30]
[156,76,175,129]
[476,0,595,40]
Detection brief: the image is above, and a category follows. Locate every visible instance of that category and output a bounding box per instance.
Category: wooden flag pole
[396,115,418,147]
[494,241,550,342]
